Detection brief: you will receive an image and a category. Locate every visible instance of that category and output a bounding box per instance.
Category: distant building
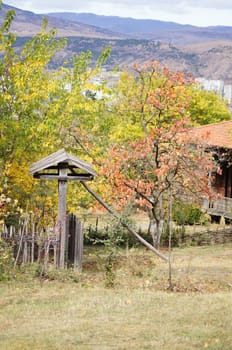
[224,85,232,105]
[196,78,232,106]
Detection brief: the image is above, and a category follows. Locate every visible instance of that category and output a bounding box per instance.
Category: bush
[173,201,203,225]
[0,238,14,281]
[84,216,141,247]
[161,223,185,247]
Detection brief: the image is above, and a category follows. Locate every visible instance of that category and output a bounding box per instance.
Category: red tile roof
[192,120,232,149]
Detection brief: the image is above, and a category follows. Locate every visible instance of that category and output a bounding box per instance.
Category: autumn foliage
[102,119,213,206]
[0,4,225,243]
[100,61,216,245]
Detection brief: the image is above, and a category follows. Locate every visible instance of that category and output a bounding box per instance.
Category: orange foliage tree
[100,61,215,246]
[102,120,214,246]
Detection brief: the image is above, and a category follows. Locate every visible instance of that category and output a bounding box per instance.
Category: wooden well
[29,148,97,268]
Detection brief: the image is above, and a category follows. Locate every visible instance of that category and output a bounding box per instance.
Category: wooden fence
[169,225,232,247]
[0,214,83,271]
[66,213,83,271]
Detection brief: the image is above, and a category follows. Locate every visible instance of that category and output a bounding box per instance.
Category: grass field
[0,244,232,349]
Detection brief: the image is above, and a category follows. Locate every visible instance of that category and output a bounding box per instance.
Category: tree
[102,119,214,246]
[100,61,215,246]
[0,8,67,205]
[109,61,193,141]
[0,4,111,215]
[188,87,231,125]
[109,61,231,146]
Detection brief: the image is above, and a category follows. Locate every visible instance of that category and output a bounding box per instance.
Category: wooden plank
[74,218,78,271]
[58,166,67,269]
[29,149,66,174]
[65,214,70,268]
[74,219,83,272]
[78,222,84,272]
[67,214,74,264]
[33,174,94,181]
[31,222,35,263]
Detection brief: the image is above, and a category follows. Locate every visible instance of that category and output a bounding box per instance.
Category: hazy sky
[3,0,232,27]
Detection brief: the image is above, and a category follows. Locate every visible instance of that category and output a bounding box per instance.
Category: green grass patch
[0,244,232,349]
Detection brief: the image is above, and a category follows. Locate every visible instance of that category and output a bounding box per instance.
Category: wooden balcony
[203,197,232,219]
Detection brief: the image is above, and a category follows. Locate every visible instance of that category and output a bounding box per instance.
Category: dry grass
[0,244,232,350]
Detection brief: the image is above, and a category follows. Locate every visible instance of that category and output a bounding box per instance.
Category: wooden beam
[80,181,168,262]
[33,174,94,181]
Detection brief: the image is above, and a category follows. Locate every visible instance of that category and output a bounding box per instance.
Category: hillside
[1,4,232,82]
[43,37,232,83]
[47,12,232,45]
[0,4,124,38]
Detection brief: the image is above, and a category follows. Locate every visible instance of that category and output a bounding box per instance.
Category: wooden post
[58,163,68,269]
[168,186,173,290]
[74,219,83,272]
[54,240,58,269]
[31,221,35,263]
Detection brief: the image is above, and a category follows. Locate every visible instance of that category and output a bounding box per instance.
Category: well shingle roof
[29,148,97,176]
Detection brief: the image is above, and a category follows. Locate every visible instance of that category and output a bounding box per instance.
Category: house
[192,120,232,219]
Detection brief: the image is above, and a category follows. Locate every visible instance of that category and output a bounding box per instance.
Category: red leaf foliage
[100,119,215,213]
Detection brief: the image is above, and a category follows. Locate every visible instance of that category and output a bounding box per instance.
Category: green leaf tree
[0,4,112,217]
[188,87,231,125]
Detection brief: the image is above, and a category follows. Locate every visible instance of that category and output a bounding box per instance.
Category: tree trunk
[149,218,164,247]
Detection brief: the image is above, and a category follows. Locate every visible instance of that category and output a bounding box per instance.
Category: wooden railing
[203,197,232,219]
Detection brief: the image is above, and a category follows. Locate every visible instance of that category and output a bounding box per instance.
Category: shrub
[161,223,185,247]
[84,216,140,247]
[173,201,203,225]
[0,238,14,281]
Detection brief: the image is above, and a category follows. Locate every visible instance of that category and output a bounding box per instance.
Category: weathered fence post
[67,214,84,272]
[58,163,68,269]
[74,218,84,272]
[31,221,35,263]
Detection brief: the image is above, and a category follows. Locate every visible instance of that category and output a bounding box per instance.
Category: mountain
[2,3,232,44]
[47,12,188,34]
[0,4,124,38]
[1,3,232,83]
[47,12,232,45]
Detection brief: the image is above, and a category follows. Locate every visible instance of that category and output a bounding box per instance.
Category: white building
[196,77,232,105]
